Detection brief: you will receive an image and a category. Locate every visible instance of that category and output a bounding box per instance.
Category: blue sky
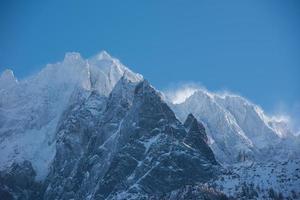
[0,0,299,118]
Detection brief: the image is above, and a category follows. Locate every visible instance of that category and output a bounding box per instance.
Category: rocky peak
[184,113,208,143]
[94,50,113,61]
[0,69,17,89]
[183,113,217,164]
[0,52,222,200]
[133,80,179,131]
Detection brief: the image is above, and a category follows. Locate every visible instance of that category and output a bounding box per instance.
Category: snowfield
[211,159,300,199]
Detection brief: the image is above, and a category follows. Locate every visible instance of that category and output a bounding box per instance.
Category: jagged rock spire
[184,113,208,143]
[184,113,217,164]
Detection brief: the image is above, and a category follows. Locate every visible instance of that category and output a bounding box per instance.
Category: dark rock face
[184,113,208,143]
[95,81,220,199]
[0,78,223,200]
[183,114,217,165]
[0,161,42,200]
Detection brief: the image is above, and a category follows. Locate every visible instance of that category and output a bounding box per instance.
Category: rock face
[42,79,220,199]
[183,114,216,164]
[0,161,42,200]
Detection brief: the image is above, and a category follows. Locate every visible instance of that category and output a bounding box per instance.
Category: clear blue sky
[0,0,299,116]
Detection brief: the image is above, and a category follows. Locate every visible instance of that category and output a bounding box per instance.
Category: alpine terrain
[0,51,299,199]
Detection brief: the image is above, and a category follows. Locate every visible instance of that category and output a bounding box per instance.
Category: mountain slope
[0,51,142,180]
[210,159,300,199]
[0,52,223,200]
[43,79,220,199]
[1,51,299,200]
[170,89,299,163]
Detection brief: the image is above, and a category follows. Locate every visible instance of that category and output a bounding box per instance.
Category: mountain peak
[0,69,18,87]
[184,113,197,126]
[134,79,155,96]
[1,69,15,79]
[63,52,82,62]
[184,113,208,141]
[95,50,112,60]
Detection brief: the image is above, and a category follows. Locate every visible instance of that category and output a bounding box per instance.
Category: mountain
[0,51,299,199]
[0,52,224,199]
[42,79,220,199]
[0,51,141,180]
[170,89,300,163]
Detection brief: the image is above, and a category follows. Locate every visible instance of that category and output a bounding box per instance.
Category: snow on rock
[0,51,142,180]
[0,69,17,90]
[1,51,299,200]
[40,79,219,200]
[170,89,299,163]
[211,159,300,199]
[88,51,142,96]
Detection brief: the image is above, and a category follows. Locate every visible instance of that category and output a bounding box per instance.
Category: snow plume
[164,82,299,136]
[163,82,202,104]
[163,82,239,104]
[270,101,300,136]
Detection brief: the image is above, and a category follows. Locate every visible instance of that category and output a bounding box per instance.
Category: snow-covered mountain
[0,51,299,199]
[170,89,299,164]
[0,51,142,180]
[0,51,225,199]
[42,79,220,199]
